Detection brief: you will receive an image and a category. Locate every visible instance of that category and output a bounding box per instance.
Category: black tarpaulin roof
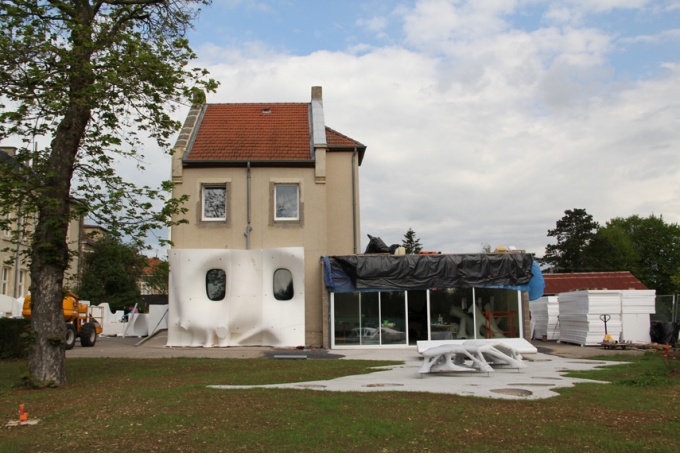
[324,253,535,292]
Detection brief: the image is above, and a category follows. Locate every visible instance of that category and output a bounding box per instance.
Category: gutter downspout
[244,161,252,249]
[352,148,358,254]
[12,215,22,298]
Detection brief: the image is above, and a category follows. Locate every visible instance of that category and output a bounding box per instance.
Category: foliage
[541,208,599,272]
[0,0,217,386]
[542,210,680,293]
[0,318,33,359]
[585,224,640,272]
[595,215,680,294]
[143,257,170,296]
[76,235,146,311]
[402,228,422,254]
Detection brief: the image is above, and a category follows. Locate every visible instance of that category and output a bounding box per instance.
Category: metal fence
[653,294,679,323]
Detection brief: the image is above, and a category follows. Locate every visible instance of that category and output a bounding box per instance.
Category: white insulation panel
[167,248,305,347]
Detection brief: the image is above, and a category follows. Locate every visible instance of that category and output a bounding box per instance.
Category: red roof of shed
[542,272,647,295]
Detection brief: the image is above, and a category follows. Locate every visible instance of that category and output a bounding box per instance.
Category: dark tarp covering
[324,253,537,293]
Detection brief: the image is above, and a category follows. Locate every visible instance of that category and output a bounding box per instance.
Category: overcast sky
[154,0,680,257]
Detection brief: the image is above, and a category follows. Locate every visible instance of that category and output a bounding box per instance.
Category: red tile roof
[143,257,163,276]
[543,272,648,295]
[185,103,365,163]
[326,126,362,148]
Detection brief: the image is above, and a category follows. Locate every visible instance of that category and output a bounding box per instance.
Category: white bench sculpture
[418,341,526,375]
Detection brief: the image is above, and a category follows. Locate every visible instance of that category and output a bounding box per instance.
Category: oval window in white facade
[273,268,294,301]
[206,269,226,301]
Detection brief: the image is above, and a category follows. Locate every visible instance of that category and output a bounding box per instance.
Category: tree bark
[28,103,92,386]
[27,3,95,386]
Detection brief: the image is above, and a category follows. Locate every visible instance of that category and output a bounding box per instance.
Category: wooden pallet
[600,340,633,350]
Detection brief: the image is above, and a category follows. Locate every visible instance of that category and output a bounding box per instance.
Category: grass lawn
[0,351,678,452]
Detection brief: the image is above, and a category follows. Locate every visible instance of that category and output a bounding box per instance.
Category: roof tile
[185,103,365,163]
[187,104,312,162]
[543,272,648,295]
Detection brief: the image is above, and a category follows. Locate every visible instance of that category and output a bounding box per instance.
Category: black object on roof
[325,252,535,292]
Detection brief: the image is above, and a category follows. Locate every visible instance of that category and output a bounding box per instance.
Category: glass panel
[359,292,380,345]
[380,291,406,344]
[206,269,226,301]
[273,268,294,301]
[275,184,299,220]
[475,288,520,338]
[333,292,360,345]
[429,288,475,340]
[407,290,428,345]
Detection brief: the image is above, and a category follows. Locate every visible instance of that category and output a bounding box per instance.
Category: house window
[274,184,299,221]
[1,267,9,296]
[273,268,294,301]
[206,269,226,301]
[2,213,12,239]
[202,184,227,221]
[18,270,27,297]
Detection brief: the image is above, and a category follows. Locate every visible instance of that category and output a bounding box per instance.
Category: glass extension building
[323,253,544,349]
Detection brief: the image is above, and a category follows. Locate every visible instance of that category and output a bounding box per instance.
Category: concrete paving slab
[208,351,623,400]
[67,331,645,400]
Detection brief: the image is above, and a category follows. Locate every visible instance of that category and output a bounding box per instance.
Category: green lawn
[0,352,678,452]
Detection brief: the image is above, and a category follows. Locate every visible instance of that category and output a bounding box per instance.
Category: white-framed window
[274,184,299,221]
[2,213,12,239]
[1,267,9,296]
[202,184,227,221]
[18,270,27,297]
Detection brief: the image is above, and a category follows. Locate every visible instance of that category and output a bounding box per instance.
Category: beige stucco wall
[1,216,82,299]
[171,151,360,346]
[326,151,361,256]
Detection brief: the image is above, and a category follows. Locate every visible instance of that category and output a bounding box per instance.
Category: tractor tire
[65,323,76,350]
[80,322,97,347]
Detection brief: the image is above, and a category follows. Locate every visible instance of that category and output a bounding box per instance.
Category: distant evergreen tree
[541,209,598,272]
[402,228,423,254]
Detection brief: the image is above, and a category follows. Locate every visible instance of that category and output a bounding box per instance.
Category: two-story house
[168,87,366,348]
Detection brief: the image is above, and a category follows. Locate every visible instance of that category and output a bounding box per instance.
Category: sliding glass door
[331,288,521,347]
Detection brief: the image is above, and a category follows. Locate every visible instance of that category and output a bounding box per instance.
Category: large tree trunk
[28,102,91,386]
[27,4,95,386]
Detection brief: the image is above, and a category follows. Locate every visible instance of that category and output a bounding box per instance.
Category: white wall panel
[167,248,305,347]
[260,248,305,347]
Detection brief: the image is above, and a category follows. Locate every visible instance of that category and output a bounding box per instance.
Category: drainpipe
[352,148,358,254]
[12,215,22,297]
[244,162,252,249]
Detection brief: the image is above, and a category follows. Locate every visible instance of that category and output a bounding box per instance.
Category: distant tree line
[540,208,680,294]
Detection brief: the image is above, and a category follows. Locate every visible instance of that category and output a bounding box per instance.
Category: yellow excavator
[22,291,103,349]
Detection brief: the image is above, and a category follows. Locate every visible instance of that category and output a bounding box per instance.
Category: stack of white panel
[529,298,548,339]
[558,290,622,346]
[529,296,560,340]
[621,290,656,313]
[621,290,656,343]
[546,296,560,340]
